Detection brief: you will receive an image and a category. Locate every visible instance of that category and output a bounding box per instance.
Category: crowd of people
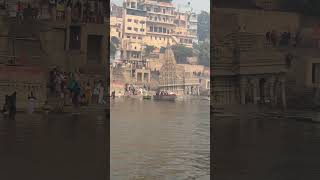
[124,84,150,96]
[266,30,301,47]
[49,67,106,111]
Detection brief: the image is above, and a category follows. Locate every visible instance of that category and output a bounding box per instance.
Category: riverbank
[213,104,320,123]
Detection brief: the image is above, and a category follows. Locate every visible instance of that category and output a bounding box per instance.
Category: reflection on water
[0,112,107,180]
[213,112,320,180]
[110,98,210,179]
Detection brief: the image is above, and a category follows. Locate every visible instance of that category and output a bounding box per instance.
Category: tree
[110,42,117,58]
[158,0,173,2]
[111,36,120,48]
[193,42,210,67]
[197,11,210,42]
[171,44,193,64]
[144,45,155,57]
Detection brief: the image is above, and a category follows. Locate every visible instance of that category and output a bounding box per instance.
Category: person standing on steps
[98,80,105,104]
[27,91,36,114]
[84,82,92,105]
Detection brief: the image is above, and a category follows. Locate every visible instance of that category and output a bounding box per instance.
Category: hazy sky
[111,0,210,13]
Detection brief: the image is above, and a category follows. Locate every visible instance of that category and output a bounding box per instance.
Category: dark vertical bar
[105,0,110,179]
[210,1,214,180]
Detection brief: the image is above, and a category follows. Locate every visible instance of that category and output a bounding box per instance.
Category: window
[163,9,166,13]
[147,6,151,11]
[131,2,136,8]
[149,16,152,20]
[158,27,162,33]
[167,29,170,34]
[155,17,157,21]
[134,28,138,32]
[134,20,138,23]
[128,19,132,22]
[138,37,142,40]
[189,39,193,44]
[154,27,158,32]
[150,26,153,32]
[163,18,166,22]
[127,27,132,30]
[159,37,162,40]
[163,28,166,34]
[127,36,130,38]
[69,26,81,50]
[140,29,144,32]
[133,36,136,39]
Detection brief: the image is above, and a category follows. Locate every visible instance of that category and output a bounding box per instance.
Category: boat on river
[153,91,176,101]
[143,95,152,99]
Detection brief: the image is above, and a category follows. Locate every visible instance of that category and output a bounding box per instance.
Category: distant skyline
[111,0,210,13]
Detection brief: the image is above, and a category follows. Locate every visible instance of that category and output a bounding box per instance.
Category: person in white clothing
[27,91,36,114]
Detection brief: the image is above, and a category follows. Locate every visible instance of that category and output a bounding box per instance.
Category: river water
[0,97,210,180]
[213,110,320,180]
[110,97,210,179]
[0,112,107,180]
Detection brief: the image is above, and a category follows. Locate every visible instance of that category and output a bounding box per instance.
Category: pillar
[269,76,275,106]
[280,76,287,110]
[252,78,259,104]
[240,77,247,104]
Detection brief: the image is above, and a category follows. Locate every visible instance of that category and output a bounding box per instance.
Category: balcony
[147,19,176,26]
[147,11,175,17]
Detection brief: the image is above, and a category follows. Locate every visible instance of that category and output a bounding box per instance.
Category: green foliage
[111,36,120,47]
[171,44,193,64]
[144,45,156,57]
[110,42,117,58]
[158,0,173,2]
[193,42,210,67]
[197,11,210,41]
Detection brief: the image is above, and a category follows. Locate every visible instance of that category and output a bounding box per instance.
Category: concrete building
[143,0,177,48]
[212,7,320,109]
[122,0,147,63]
[0,0,108,108]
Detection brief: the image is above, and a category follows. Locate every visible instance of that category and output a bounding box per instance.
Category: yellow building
[122,0,147,62]
[173,10,197,48]
[143,0,178,49]
[110,16,123,39]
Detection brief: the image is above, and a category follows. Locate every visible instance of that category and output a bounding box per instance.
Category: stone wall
[0,65,47,110]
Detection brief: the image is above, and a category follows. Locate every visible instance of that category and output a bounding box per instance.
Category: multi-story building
[173,11,197,48]
[143,0,177,49]
[122,0,147,64]
[0,0,108,108]
[110,3,123,39]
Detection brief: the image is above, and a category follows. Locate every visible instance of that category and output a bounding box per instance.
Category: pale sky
[111,0,210,13]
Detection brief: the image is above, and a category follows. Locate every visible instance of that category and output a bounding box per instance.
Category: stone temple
[212,7,320,109]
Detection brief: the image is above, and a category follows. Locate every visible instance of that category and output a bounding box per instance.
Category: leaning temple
[212,7,320,109]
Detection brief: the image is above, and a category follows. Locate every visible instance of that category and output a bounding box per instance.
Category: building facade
[212,7,320,109]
